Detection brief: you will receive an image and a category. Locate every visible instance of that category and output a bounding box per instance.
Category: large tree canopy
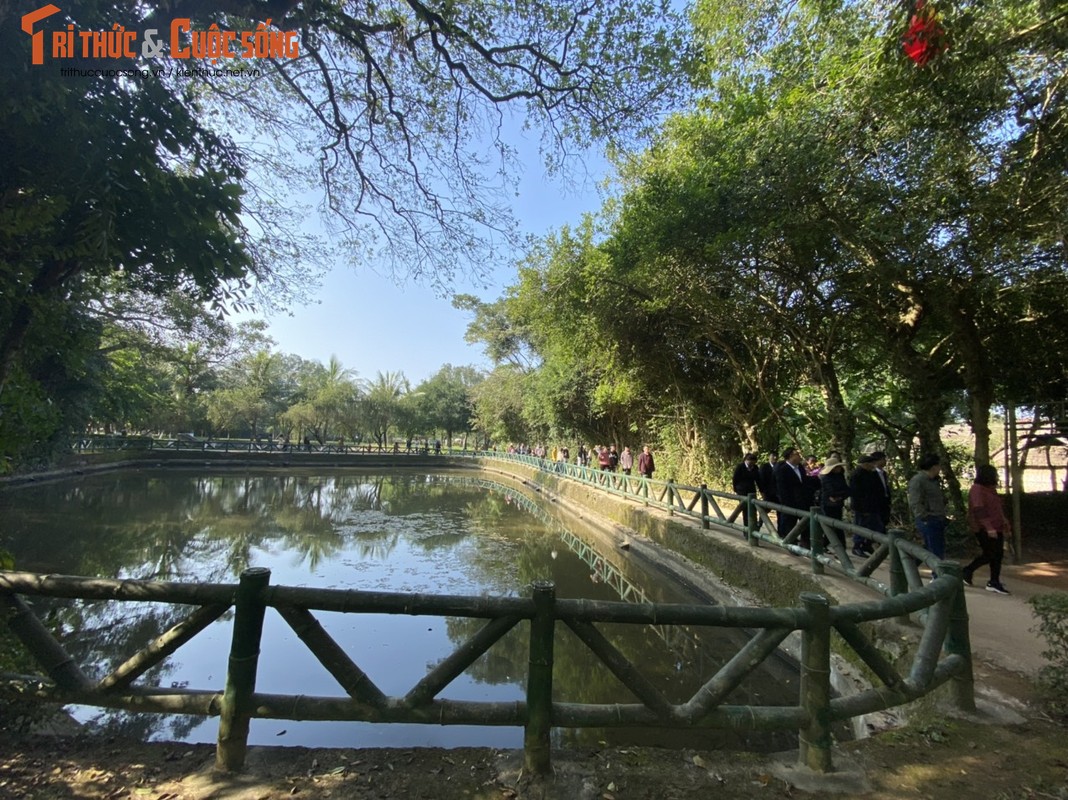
[461,0,1068,496]
[0,0,690,465]
[182,0,693,283]
[107,0,689,288]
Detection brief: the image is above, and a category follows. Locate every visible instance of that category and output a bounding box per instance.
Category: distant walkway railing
[453,451,967,603]
[72,434,454,455]
[67,441,936,596]
[59,442,969,649]
[1,563,972,776]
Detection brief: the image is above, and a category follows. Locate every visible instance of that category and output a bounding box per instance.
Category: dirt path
[966,559,1068,676]
[2,698,1066,800]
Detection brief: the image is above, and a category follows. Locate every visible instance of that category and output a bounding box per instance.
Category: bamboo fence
[1,558,971,775]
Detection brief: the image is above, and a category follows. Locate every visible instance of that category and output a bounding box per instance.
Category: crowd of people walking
[505,439,1010,595]
[730,448,1011,595]
[506,442,656,479]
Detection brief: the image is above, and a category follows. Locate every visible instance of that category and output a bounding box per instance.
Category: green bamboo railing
[1,559,972,776]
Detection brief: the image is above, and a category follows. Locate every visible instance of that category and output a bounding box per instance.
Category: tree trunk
[811,357,855,459]
[967,390,993,467]
[948,287,996,469]
[907,367,964,515]
[0,300,35,400]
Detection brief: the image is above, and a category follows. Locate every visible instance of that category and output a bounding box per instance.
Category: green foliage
[470,366,531,446]
[0,298,105,467]
[645,416,729,487]
[0,0,691,467]
[1030,592,1068,718]
[0,0,255,463]
[456,0,1068,478]
[199,0,691,286]
[361,370,411,446]
[452,295,535,371]
[412,364,481,443]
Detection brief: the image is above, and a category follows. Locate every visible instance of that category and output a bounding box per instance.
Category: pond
[0,468,800,751]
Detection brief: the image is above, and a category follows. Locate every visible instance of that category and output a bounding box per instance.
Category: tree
[91,333,171,434]
[0,299,104,465]
[470,366,531,446]
[452,294,537,371]
[362,370,410,448]
[469,0,1068,491]
[277,356,360,443]
[152,320,268,434]
[623,0,1068,479]
[89,289,267,434]
[413,364,482,446]
[307,356,360,443]
[5,0,692,308]
[0,2,254,399]
[171,0,694,284]
[206,349,289,438]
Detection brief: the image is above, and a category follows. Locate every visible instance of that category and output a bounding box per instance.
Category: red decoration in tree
[902,0,948,67]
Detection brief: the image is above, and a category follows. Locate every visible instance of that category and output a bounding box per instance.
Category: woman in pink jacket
[962,464,1011,594]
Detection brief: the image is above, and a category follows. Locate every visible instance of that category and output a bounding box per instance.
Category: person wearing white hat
[818,456,850,520]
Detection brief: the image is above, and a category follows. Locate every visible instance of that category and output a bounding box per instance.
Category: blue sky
[242,140,611,386]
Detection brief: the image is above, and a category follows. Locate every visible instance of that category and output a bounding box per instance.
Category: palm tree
[313,355,359,443]
[362,370,409,448]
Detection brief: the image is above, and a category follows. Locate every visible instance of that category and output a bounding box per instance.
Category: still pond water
[0,468,798,751]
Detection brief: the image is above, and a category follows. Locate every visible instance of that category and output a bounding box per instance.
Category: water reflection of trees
[2,471,531,743]
[28,595,224,742]
[0,470,797,750]
[433,485,799,751]
[81,708,203,743]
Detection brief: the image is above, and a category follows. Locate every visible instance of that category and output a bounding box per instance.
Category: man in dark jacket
[849,454,883,556]
[637,445,655,478]
[758,451,779,504]
[732,452,761,531]
[775,447,812,543]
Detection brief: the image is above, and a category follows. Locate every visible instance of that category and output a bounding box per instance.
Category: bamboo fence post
[808,509,824,575]
[799,592,833,773]
[666,480,675,515]
[939,562,976,711]
[524,580,556,776]
[753,498,767,548]
[746,493,756,544]
[700,484,710,529]
[0,593,92,691]
[215,567,271,772]
[887,529,910,623]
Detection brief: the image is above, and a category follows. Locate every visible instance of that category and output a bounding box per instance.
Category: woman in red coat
[963,464,1011,594]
